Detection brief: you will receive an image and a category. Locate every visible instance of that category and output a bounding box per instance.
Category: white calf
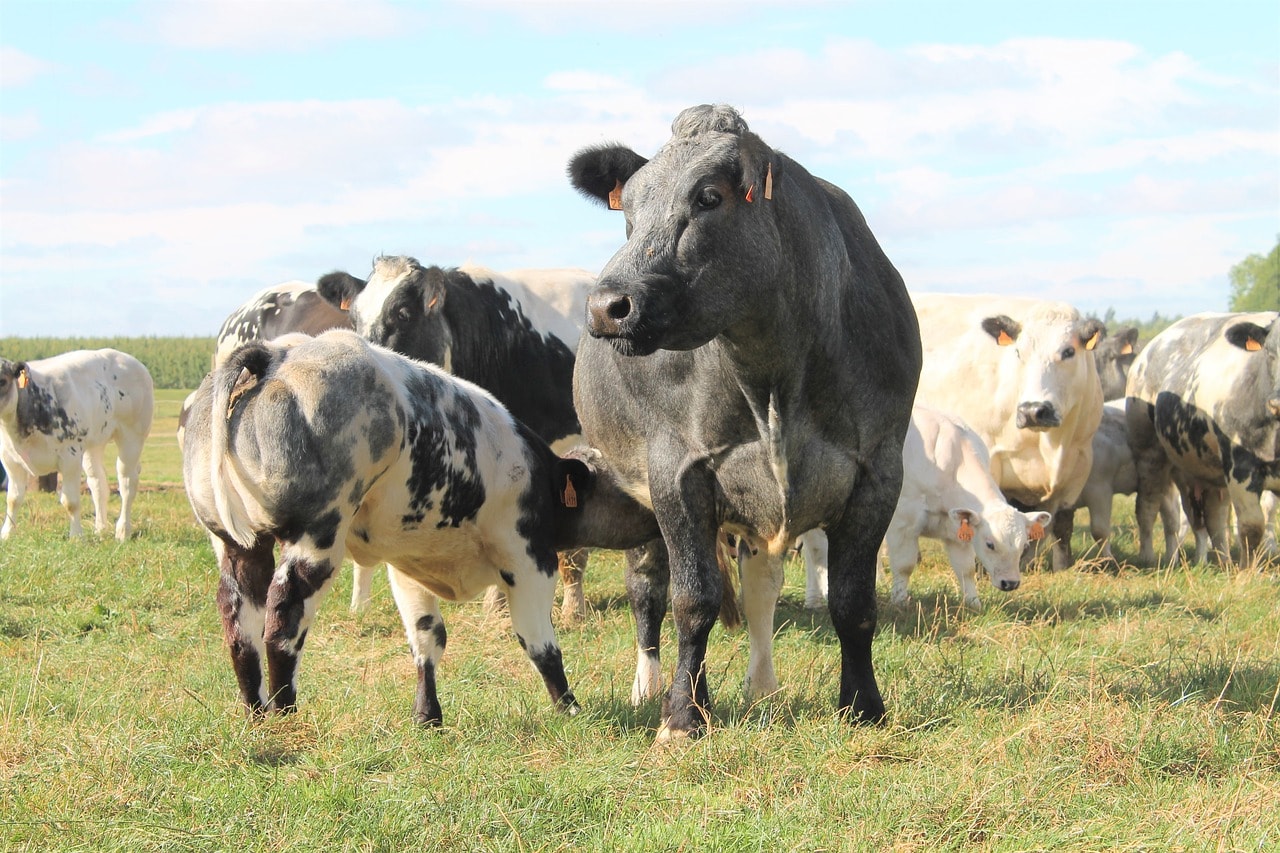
[805,407,1050,610]
[0,350,154,540]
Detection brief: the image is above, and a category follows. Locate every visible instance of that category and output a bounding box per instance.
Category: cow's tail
[209,343,276,549]
[715,533,743,630]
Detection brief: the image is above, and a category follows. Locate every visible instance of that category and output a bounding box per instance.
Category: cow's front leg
[739,537,782,701]
[625,538,670,705]
[502,550,578,714]
[826,441,902,725]
[1050,507,1074,570]
[649,449,720,741]
[798,529,828,609]
[387,566,448,726]
[1,465,29,540]
[349,561,376,613]
[263,547,339,713]
[81,446,112,536]
[214,535,275,715]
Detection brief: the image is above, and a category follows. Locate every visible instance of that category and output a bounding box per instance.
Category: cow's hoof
[655,721,699,745]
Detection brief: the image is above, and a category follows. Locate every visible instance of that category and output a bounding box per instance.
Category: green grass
[1,397,1277,851]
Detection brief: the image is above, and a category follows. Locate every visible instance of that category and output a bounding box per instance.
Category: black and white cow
[567,104,921,739]
[214,281,355,368]
[1126,311,1280,565]
[316,258,596,617]
[1,349,154,541]
[181,330,658,725]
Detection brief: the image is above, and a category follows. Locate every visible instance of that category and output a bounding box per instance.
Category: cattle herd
[2,104,1277,740]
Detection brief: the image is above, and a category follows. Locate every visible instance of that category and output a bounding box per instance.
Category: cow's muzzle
[1016,401,1061,430]
[1268,394,1280,420]
[586,288,635,338]
[998,579,1021,592]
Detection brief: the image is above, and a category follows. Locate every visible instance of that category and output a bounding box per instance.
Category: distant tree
[1229,236,1280,312]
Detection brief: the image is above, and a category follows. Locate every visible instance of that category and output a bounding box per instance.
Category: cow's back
[459,265,593,354]
[29,348,154,437]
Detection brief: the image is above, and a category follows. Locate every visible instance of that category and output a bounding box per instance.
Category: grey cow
[567,104,921,739]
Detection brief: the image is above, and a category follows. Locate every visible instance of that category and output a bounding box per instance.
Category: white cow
[911,294,1105,570]
[0,350,154,541]
[804,407,1050,610]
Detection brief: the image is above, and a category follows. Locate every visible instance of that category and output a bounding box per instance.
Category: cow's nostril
[607,296,632,321]
[999,579,1021,592]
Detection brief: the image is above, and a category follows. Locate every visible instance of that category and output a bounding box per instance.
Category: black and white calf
[317,257,596,617]
[1,350,154,541]
[181,330,656,725]
[568,105,921,738]
[1126,311,1280,565]
[214,280,355,367]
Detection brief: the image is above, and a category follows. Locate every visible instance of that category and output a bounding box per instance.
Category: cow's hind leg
[214,535,275,715]
[625,538,670,705]
[262,545,340,713]
[502,551,578,715]
[798,529,829,610]
[387,567,448,726]
[81,446,112,536]
[113,428,147,541]
[740,537,782,701]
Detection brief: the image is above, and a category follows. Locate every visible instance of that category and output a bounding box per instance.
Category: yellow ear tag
[17,369,29,389]
[957,517,974,542]
[1119,342,1134,355]
[1245,337,1262,352]
[997,330,1014,346]
[562,476,578,508]
[764,162,773,200]
[1085,330,1102,351]
[608,180,623,211]
[1029,521,1045,541]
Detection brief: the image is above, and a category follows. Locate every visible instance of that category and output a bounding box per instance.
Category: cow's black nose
[999,579,1021,592]
[1016,401,1060,429]
[587,291,633,337]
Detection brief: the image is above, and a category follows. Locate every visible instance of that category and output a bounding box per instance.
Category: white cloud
[0,47,56,88]
[141,0,424,51]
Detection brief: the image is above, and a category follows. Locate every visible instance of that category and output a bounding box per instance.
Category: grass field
[1,390,1277,851]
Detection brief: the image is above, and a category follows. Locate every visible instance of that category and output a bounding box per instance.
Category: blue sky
[1,0,1277,337]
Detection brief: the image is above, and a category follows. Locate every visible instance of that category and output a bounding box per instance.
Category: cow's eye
[1061,346,1076,360]
[695,186,722,211]
[396,306,413,323]
[986,541,996,551]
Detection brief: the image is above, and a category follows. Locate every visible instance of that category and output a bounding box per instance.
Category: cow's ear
[1225,321,1269,353]
[980,315,1021,346]
[1116,326,1139,355]
[316,271,366,311]
[567,144,649,209]
[949,509,980,542]
[554,457,593,511]
[1079,318,1106,351]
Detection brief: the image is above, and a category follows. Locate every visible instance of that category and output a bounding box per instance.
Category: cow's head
[316,271,366,313]
[552,447,660,551]
[953,506,1052,592]
[568,104,786,355]
[982,311,1105,430]
[0,359,29,409]
[1225,315,1280,421]
[1093,325,1140,401]
[323,257,453,369]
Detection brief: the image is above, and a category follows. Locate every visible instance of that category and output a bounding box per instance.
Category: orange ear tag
[562,476,578,508]
[957,517,974,542]
[427,295,439,310]
[1245,338,1262,352]
[16,369,29,389]
[340,298,352,311]
[997,330,1014,346]
[608,180,624,211]
[1029,522,1045,541]
[745,183,755,203]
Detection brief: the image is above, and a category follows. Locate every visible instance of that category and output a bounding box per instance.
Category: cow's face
[955,507,1051,592]
[568,105,784,356]
[1225,316,1280,422]
[983,313,1105,431]
[0,359,26,412]
[349,256,452,370]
